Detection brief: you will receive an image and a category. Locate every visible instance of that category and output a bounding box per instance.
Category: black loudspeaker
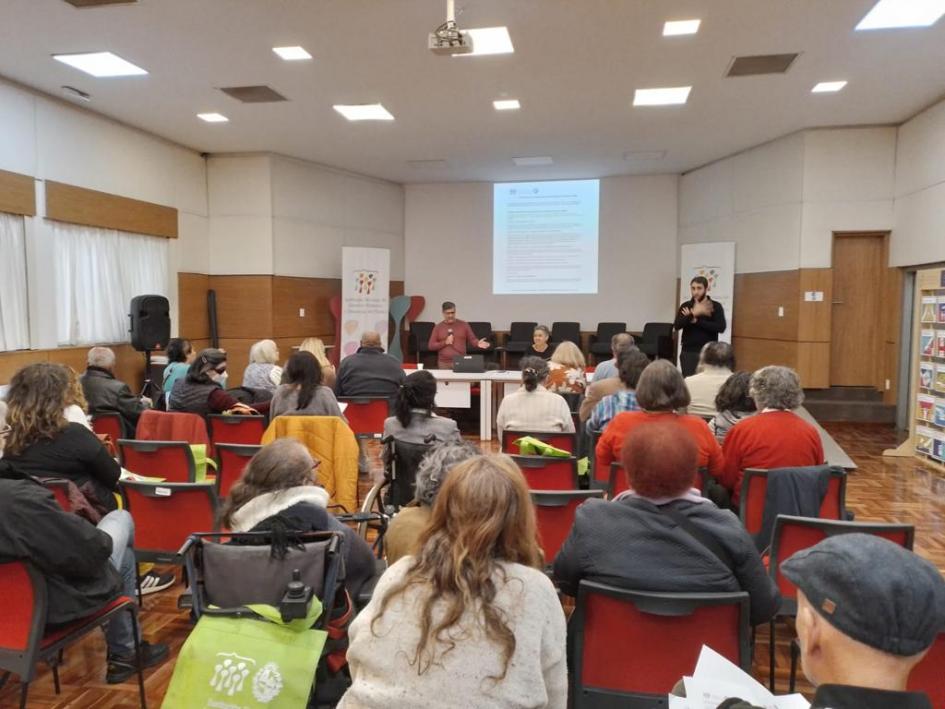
[129,295,170,352]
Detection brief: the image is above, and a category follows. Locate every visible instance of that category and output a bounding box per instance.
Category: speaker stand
[139,349,155,400]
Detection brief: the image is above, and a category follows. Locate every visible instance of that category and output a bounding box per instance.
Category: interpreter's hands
[477,339,490,349]
[692,300,712,317]
[445,334,454,346]
[680,306,692,318]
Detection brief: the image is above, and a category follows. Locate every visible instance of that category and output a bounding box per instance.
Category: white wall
[404,175,678,331]
[0,78,208,344]
[207,155,273,275]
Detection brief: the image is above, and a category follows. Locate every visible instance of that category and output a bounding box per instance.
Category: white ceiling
[2,0,945,184]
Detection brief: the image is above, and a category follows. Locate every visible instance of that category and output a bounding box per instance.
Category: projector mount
[429,0,474,55]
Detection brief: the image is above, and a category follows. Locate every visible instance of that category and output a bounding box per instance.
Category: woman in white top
[64,367,91,430]
[496,356,575,435]
[242,339,283,391]
[340,454,567,709]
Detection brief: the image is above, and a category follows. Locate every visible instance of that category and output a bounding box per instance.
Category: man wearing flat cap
[719,533,945,709]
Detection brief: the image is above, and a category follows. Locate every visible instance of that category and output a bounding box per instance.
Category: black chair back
[410,321,435,356]
[506,321,538,353]
[551,322,581,345]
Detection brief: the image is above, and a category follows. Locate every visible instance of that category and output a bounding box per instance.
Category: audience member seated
[384,440,479,564]
[709,371,757,445]
[578,335,637,421]
[593,331,635,381]
[162,337,194,406]
[271,351,345,419]
[720,366,823,504]
[523,324,555,361]
[65,366,92,430]
[588,349,650,432]
[340,454,567,708]
[685,341,735,418]
[496,356,575,435]
[546,340,588,394]
[427,301,491,370]
[170,348,268,418]
[719,534,945,709]
[383,370,460,445]
[81,346,150,438]
[595,360,724,482]
[335,331,406,399]
[220,438,376,601]
[242,339,283,392]
[299,336,337,389]
[555,421,779,626]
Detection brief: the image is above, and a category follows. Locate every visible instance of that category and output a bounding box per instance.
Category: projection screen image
[492,179,600,294]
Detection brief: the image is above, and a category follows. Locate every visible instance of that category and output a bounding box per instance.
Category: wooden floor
[2,422,944,707]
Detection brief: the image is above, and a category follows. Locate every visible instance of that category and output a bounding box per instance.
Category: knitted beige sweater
[338,558,568,709]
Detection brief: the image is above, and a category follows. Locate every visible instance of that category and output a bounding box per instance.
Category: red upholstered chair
[907,633,945,709]
[38,479,72,512]
[501,430,576,454]
[510,455,579,491]
[214,443,261,499]
[739,467,847,538]
[207,414,266,447]
[0,561,145,708]
[337,398,389,439]
[90,412,123,442]
[118,440,198,483]
[774,516,914,692]
[530,490,604,564]
[571,581,750,708]
[120,481,218,565]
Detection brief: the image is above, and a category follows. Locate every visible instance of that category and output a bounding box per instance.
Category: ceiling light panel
[811,80,847,93]
[856,0,945,30]
[493,99,521,110]
[633,86,691,106]
[663,19,701,36]
[333,104,395,121]
[458,27,514,56]
[512,156,553,166]
[53,51,147,77]
[273,46,312,60]
[198,113,229,123]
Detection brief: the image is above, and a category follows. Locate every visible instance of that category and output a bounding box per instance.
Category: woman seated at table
[595,359,724,484]
[546,340,587,395]
[383,370,461,445]
[170,348,269,418]
[554,420,779,626]
[496,356,575,435]
[299,337,336,389]
[271,351,345,419]
[523,325,555,361]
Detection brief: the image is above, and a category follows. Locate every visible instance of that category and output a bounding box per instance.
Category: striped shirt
[588,389,639,432]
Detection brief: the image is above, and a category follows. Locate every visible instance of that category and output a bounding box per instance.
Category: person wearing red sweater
[427,301,490,369]
[596,360,724,488]
[721,365,824,504]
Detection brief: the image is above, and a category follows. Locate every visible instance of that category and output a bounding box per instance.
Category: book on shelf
[921,329,935,357]
[937,331,945,358]
[920,362,934,389]
[921,296,938,323]
[936,402,945,428]
[934,431,945,462]
[917,425,935,454]
[918,393,935,421]
[937,364,945,393]
[939,296,945,324]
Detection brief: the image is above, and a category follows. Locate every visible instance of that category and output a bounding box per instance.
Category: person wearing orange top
[595,360,724,487]
[720,365,824,504]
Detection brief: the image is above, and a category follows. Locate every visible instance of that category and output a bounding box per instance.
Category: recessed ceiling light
[663,19,701,36]
[456,27,514,56]
[856,0,945,29]
[624,150,667,161]
[494,99,521,110]
[273,46,312,61]
[811,80,847,93]
[197,113,229,123]
[633,86,692,106]
[333,103,395,121]
[53,51,147,77]
[512,156,553,166]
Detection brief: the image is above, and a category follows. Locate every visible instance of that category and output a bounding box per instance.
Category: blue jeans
[96,510,138,656]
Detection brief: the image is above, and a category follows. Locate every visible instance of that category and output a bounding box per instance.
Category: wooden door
[830,234,883,386]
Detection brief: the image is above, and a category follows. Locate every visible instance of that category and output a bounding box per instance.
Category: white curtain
[0,213,30,351]
[53,221,168,346]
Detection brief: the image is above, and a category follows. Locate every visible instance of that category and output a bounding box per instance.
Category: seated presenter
[428,301,490,369]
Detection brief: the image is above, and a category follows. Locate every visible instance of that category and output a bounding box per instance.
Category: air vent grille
[726,53,799,77]
[219,85,288,103]
[63,0,137,7]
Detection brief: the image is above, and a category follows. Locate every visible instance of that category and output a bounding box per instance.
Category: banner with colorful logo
[679,242,736,348]
[340,247,390,360]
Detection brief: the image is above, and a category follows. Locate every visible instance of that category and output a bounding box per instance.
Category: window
[0,212,30,351]
[52,221,168,346]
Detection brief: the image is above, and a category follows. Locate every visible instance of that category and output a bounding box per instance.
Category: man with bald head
[335,331,406,400]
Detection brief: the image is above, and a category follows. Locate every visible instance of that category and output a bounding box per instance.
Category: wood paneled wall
[45,181,178,238]
[178,273,405,386]
[732,265,900,395]
[0,344,147,390]
[0,169,36,216]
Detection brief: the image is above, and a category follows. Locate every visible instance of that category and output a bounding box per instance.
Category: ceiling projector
[429,0,474,55]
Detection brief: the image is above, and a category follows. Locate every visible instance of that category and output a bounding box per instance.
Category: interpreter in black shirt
[674,276,726,376]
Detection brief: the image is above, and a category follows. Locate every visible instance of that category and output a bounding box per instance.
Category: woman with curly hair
[709,371,757,445]
[340,454,567,708]
[0,362,121,512]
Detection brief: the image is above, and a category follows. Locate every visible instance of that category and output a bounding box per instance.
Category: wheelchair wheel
[358,479,388,540]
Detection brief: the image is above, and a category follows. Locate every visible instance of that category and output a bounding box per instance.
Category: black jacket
[553,496,780,626]
[718,684,932,709]
[674,297,727,353]
[0,477,122,625]
[334,347,405,399]
[0,423,121,512]
[81,366,148,438]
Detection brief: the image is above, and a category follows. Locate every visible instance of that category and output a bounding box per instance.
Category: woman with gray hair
[384,440,479,564]
[495,356,575,435]
[720,365,825,505]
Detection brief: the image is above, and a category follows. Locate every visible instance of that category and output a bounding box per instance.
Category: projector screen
[493,179,600,294]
